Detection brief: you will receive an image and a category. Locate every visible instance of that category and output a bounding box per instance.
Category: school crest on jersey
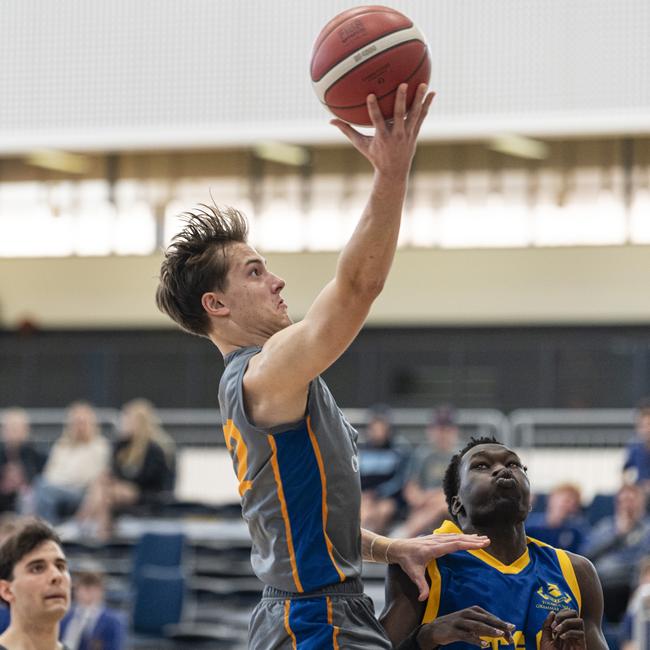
[535,582,573,610]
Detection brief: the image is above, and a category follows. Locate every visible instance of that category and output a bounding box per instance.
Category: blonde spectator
[33,402,110,524]
[77,399,175,541]
[0,409,45,514]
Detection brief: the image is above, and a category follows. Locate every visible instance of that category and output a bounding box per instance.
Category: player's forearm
[335,171,408,299]
[361,527,397,563]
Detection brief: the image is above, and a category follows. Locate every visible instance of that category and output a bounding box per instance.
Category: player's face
[453,444,530,527]
[222,243,292,337]
[1,541,71,624]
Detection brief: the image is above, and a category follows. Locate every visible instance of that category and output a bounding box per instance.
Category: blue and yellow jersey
[423,520,582,650]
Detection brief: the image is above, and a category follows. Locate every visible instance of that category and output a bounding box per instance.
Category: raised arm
[244,84,434,426]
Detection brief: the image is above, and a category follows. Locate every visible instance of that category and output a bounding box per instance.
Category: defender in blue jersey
[381,438,608,650]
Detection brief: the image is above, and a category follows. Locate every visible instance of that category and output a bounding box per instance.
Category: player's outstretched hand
[540,610,586,650]
[417,606,516,648]
[388,532,490,601]
[330,82,435,181]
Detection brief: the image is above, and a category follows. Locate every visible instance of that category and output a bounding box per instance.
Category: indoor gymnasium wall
[2,244,650,328]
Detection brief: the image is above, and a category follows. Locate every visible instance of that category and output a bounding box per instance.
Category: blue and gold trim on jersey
[268,417,345,593]
[436,520,533,573]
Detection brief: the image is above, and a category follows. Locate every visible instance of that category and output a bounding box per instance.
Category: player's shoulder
[563,550,600,588]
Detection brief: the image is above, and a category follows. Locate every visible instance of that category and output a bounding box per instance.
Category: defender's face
[454,444,530,526]
[222,243,292,337]
[0,541,71,623]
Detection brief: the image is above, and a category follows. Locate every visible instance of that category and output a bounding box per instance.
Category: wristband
[369,535,381,562]
[384,538,395,563]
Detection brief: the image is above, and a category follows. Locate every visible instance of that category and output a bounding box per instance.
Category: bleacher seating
[586,493,617,526]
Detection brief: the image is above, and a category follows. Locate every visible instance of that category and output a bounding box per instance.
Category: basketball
[310,5,431,126]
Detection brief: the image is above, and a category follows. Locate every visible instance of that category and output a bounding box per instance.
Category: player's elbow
[347,275,385,300]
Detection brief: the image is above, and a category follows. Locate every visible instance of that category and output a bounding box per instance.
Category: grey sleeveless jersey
[218,346,362,593]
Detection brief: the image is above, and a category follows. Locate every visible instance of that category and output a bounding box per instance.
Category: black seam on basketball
[312,23,416,82]
[323,44,428,109]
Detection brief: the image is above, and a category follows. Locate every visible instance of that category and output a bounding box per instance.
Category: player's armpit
[567,552,609,649]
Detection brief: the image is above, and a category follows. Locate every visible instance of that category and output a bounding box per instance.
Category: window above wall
[0,140,648,257]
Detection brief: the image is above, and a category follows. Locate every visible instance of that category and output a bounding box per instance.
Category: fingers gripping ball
[310,5,431,126]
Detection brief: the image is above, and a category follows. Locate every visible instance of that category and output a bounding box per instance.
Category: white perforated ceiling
[1,0,649,151]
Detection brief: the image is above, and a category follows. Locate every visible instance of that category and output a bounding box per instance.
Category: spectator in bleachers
[60,563,126,650]
[623,397,650,491]
[359,404,410,535]
[526,482,589,552]
[0,408,45,514]
[77,399,175,540]
[619,555,650,650]
[33,402,110,524]
[396,405,460,537]
[582,483,650,623]
[0,513,20,633]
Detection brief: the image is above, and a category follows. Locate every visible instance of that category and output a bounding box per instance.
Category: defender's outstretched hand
[388,532,490,601]
[330,83,435,179]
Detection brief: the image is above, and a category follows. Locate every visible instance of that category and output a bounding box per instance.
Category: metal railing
[509,408,635,448]
[0,407,636,450]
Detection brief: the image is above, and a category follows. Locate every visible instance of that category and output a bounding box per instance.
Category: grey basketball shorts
[249,577,392,649]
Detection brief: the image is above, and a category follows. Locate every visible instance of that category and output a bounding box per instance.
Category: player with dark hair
[380,437,608,649]
[156,86,491,648]
[0,518,71,650]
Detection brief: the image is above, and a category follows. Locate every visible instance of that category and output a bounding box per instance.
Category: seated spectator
[77,399,175,541]
[0,513,20,633]
[0,408,45,514]
[396,405,460,537]
[619,555,650,650]
[33,402,110,524]
[526,482,589,552]
[358,404,410,535]
[60,563,126,650]
[623,397,650,491]
[581,483,650,623]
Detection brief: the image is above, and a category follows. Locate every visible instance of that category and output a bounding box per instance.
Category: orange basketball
[310,5,431,126]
